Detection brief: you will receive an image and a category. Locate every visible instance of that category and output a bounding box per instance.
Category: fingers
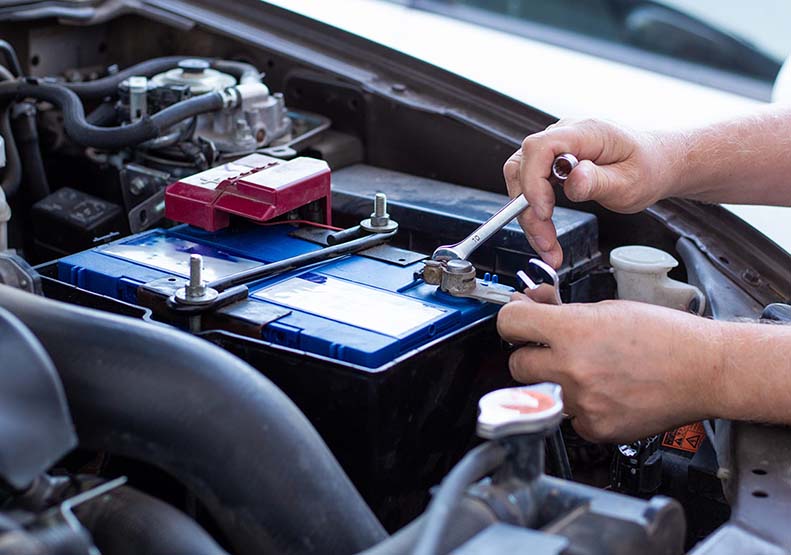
[507,344,557,384]
[496,297,564,345]
[513,123,609,269]
[504,149,562,268]
[522,283,560,305]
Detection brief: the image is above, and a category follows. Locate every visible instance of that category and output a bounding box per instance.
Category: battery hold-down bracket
[164,153,332,231]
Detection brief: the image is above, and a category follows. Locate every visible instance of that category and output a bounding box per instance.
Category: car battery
[57,223,501,368]
[52,221,513,527]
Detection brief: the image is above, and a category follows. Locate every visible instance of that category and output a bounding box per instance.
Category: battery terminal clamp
[421,259,514,305]
[421,257,562,306]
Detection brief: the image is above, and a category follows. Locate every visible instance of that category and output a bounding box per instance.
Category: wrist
[645,129,691,202]
[693,319,733,421]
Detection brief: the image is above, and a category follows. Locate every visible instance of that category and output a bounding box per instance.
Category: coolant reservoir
[610,245,705,314]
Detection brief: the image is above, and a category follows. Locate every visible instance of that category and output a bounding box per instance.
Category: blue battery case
[57,224,501,369]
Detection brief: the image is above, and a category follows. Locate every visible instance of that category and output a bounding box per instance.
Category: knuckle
[521,131,548,150]
[508,350,526,380]
[503,159,519,181]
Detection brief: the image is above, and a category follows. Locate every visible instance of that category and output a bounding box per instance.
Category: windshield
[391,0,790,89]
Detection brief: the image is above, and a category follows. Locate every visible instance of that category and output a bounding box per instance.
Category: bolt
[743,268,761,285]
[187,254,205,298]
[175,253,219,306]
[370,193,389,227]
[129,177,147,196]
[374,193,387,216]
[360,192,399,233]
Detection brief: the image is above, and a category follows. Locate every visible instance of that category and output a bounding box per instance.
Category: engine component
[610,434,664,495]
[164,153,331,231]
[0,307,76,490]
[0,187,9,251]
[611,244,706,314]
[75,484,229,555]
[0,252,41,293]
[0,284,386,555]
[146,59,290,152]
[31,187,123,256]
[0,78,230,150]
[410,384,686,555]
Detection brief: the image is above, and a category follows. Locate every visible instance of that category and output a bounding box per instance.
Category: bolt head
[129,177,147,196]
[445,259,474,274]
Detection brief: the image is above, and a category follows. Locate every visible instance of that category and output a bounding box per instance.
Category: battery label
[662,422,706,453]
[253,273,447,337]
[101,233,261,282]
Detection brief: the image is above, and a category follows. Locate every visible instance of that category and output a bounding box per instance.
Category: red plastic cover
[165,153,331,231]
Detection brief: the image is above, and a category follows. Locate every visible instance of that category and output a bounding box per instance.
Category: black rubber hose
[63,56,189,100]
[0,106,21,197]
[85,101,118,127]
[64,57,262,100]
[0,41,22,77]
[412,442,506,555]
[11,102,50,202]
[75,485,228,555]
[0,285,387,555]
[0,79,225,149]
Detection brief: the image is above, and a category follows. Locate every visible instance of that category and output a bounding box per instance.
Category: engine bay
[1,3,790,554]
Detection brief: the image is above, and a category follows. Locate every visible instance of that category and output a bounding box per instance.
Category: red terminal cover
[165,153,332,231]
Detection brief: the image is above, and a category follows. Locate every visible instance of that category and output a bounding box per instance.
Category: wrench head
[517,259,562,305]
[431,245,462,261]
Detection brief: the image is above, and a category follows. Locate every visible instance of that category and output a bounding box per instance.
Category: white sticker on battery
[102,234,261,282]
[180,153,281,190]
[253,274,447,337]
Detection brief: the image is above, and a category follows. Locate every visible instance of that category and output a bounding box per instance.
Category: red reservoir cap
[477,383,564,440]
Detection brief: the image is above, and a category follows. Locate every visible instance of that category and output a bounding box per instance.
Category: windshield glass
[391,0,790,85]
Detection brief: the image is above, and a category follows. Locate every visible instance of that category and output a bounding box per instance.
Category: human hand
[504,119,675,268]
[496,296,725,443]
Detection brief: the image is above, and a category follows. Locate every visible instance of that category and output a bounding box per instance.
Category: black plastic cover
[0,306,76,490]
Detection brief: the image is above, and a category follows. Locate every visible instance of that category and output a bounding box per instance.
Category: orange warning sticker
[662,422,706,453]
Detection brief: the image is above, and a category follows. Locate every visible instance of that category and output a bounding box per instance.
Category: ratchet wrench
[432,153,578,261]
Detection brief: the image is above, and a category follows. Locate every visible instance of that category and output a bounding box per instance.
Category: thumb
[497,296,568,345]
[563,160,622,203]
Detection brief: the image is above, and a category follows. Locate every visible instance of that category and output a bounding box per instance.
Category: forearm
[658,105,791,206]
[712,321,791,424]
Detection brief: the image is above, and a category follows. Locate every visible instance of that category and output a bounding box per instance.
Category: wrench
[432,153,578,261]
[517,258,562,306]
